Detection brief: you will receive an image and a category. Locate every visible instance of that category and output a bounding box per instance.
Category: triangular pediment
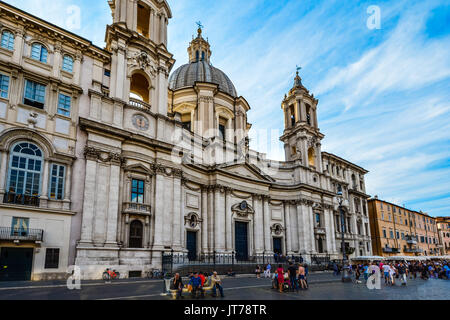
[218,162,274,182]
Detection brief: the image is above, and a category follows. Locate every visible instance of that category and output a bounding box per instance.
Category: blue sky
[5,0,450,217]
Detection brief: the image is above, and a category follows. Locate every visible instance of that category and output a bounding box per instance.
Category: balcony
[122,202,151,216]
[403,248,423,253]
[3,192,40,207]
[128,98,152,113]
[406,236,417,244]
[383,246,400,253]
[314,227,326,235]
[0,227,44,242]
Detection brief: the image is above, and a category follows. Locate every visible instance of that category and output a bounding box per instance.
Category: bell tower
[280,69,324,171]
[106,0,174,117]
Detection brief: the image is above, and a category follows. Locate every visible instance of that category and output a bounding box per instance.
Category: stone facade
[0,0,372,281]
[0,1,109,280]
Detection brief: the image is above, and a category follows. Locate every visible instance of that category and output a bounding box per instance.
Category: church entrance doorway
[186,231,197,261]
[235,222,248,261]
[273,237,282,255]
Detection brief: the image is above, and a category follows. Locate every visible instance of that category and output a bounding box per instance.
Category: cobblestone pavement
[0,272,448,300]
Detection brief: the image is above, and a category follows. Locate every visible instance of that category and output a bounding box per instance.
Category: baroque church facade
[0,0,372,281]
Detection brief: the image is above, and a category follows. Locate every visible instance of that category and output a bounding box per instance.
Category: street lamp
[336,190,352,282]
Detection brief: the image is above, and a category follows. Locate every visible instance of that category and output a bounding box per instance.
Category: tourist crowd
[333,259,450,286]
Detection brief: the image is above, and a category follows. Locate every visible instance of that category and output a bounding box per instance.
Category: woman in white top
[389,264,396,285]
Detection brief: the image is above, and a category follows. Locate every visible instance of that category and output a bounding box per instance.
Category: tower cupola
[187,24,212,63]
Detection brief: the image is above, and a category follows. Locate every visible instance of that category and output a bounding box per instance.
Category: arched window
[1,30,15,51]
[62,55,74,73]
[137,2,150,38]
[129,220,143,248]
[130,72,150,103]
[31,43,48,63]
[308,147,315,167]
[306,104,311,125]
[201,51,205,61]
[195,50,199,62]
[6,142,43,206]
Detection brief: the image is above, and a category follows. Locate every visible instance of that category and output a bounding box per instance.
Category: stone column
[214,186,226,252]
[73,51,82,86]
[225,188,232,252]
[201,186,208,253]
[296,202,304,253]
[172,172,182,250]
[79,156,98,245]
[12,29,25,64]
[309,206,316,253]
[0,151,9,200]
[159,14,164,45]
[105,159,121,246]
[62,164,72,210]
[284,201,292,254]
[296,100,302,122]
[163,174,173,246]
[252,195,264,254]
[289,202,299,252]
[300,101,307,123]
[39,160,50,207]
[263,196,271,253]
[52,42,62,79]
[152,168,165,249]
[300,204,311,254]
[152,10,158,42]
[207,186,214,251]
[114,45,126,100]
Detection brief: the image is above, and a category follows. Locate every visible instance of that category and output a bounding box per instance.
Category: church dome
[169,61,237,97]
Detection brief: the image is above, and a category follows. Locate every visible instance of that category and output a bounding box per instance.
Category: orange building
[368,197,441,257]
[436,217,450,255]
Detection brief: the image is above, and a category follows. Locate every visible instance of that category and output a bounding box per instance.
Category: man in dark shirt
[171,273,184,299]
[288,262,298,292]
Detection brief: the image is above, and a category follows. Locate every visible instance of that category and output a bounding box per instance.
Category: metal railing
[3,192,40,207]
[129,98,152,113]
[0,227,44,242]
[123,202,151,214]
[161,251,308,274]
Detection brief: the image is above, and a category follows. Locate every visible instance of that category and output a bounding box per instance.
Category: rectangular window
[1,31,15,51]
[383,229,387,238]
[44,248,60,269]
[315,213,321,227]
[11,217,29,236]
[401,233,405,240]
[57,93,71,116]
[24,79,46,109]
[219,124,226,140]
[390,230,394,239]
[381,212,384,220]
[62,55,73,72]
[0,73,10,98]
[396,231,399,239]
[131,179,144,203]
[49,164,65,200]
[31,43,47,63]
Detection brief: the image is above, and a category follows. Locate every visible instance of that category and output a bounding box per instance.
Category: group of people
[171,271,225,299]
[265,262,309,293]
[335,259,450,286]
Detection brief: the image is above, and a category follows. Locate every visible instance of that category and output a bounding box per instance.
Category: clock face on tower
[132,114,149,131]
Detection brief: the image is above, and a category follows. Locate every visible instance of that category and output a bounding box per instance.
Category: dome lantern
[187,22,212,64]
